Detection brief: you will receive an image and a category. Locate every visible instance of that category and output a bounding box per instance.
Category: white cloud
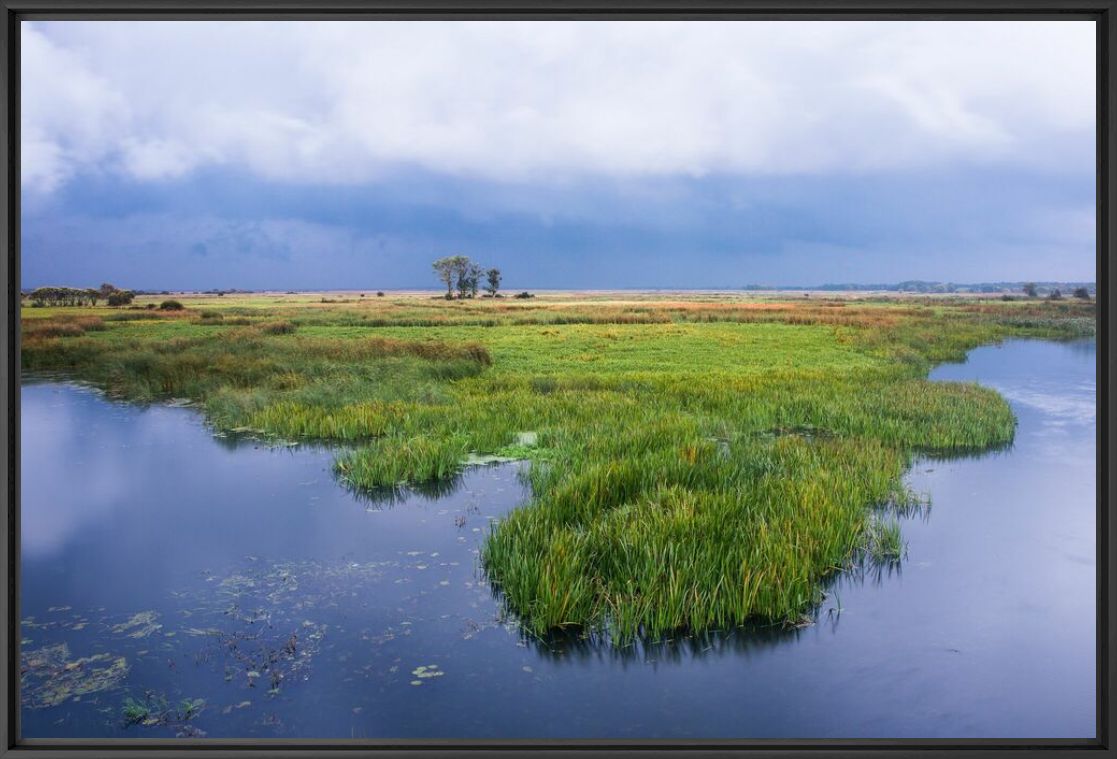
[21,25,130,192]
[22,20,1095,193]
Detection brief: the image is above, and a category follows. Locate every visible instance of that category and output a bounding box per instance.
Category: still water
[20,338,1095,739]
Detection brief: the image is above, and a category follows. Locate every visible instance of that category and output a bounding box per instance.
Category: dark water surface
[20,338,1095,739]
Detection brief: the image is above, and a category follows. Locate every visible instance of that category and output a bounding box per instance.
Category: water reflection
[525,622,802,667]
[345,475,471,510]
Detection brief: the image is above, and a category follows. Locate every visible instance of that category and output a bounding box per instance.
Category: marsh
[18,294,1095,738]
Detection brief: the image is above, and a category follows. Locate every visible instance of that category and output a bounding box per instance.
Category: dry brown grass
[22,315,105,341]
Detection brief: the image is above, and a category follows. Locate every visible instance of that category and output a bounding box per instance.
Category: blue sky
[21,21,1096,290]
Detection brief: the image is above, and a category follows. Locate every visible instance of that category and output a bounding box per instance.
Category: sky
[21,20,1096,291]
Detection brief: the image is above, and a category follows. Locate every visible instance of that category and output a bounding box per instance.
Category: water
[19,338,1096,739]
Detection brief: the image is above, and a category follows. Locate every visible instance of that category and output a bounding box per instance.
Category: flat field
[20,291,1095,641]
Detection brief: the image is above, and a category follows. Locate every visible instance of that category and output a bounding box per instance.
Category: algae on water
[21,643,129,708]
[111,611,162,638]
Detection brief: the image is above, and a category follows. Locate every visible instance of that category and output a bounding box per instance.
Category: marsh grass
[863,517,906,563]
[20,293,1093,641]
[335,434,472,489]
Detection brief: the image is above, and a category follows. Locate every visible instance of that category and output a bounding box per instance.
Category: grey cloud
[22,20,1095,194]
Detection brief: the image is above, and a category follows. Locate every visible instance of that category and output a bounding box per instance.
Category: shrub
[159,300,185,311]
[260,320,297,335]
[107,291,135,307]
[513,291,535,299]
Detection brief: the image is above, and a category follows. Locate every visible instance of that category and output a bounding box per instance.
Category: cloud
[20,164,1096,290]
[21,25,129,192]
[22,20,1095,193]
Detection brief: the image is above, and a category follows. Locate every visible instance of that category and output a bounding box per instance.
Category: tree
[485,268,502,297]
[433,255,469,299]
[1023,282,1038,297]
[1048,288,1063,300]
[29,286,99,307]
[1074,287,1091,300]
[464,263,483,299]
[432,257,456,298]
[107,290,135,307]
[98,283,117,298]
[454,258,473,299]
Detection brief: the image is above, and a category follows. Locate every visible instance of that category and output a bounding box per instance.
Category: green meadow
[20,292,1095,641]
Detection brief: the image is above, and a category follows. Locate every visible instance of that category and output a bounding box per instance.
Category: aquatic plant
[864,517,906,563]
[335,434,472,489]
[122,695,158,726]
[21,643,129,709]
[111,610,162,638]
[121,692,205,729]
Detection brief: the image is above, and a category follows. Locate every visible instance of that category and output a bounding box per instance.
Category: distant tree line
[1023,282,1091,300]
[26,283,135,307]
[432,256,502,299]
[745,281,1095,295]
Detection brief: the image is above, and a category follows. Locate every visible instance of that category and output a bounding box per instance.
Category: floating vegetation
[408,664,445,686]
[184,627,223,637]
[121,691,206,734]
[173,563,363,698]
[198,620,327,698]
[410,664,444,682]
[22,554,444,732]
[221,700,253,715]
[21,643,129,708]
[111,611,162,639]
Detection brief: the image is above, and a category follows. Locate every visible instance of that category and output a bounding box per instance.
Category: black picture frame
[1,3,1112,756]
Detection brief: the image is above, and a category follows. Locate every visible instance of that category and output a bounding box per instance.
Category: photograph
[15,17,1098,742]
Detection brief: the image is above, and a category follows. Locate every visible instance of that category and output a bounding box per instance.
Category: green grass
[335,434,472,489]
[20,293,1094,641]
[864,517,906,563]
